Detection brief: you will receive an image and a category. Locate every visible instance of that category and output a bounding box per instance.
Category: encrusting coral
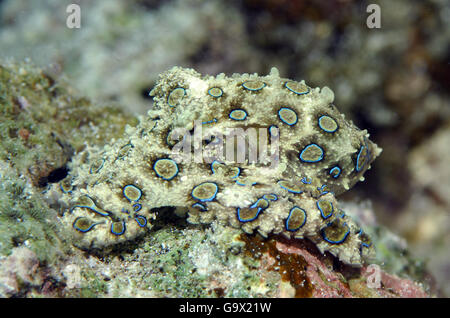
[59,67,381,266]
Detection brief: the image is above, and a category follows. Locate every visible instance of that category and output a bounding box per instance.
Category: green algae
[78,272,109,298]
[0,163,66,264]
[0,60,138,186]
[141,228,208,297]
[0,59,137,264]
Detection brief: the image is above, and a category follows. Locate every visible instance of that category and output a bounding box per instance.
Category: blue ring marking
[73,217,97,233]
[357,229,372,248]
[278,107,298,126]
[235,180,257,187]
[210,160,223,175]
[229,109,248,121]
[317,184,330,196]
[356,145,367,172]
[329,166,341,178]
[231,167,241,179]
[208,87,223,98]
[165,131,174,146]
[268,125,279,137]
[123,184,142,202]
[167,87,186,107]
[153,158,179,181]
[285,207,307,232]
[263,193,278,201]
[242,81,266,91]
[117,143,134,160]
[192,202,207,211]
[321,222,350,244]
[72,196,110,217]
[72,195,96,209]
[215,165,243,179]
[236,207,262,223]
[134,215,147,227]
[191,182,219,202]
[71,204,101,213]
[133,203,142,213]
[166,131,173,146]
[301,177,312,184]
[299,143,324,163]
[111,221,126,236]
[284,81,310,95]
[89,158,105,174]
[318,115,338,133]
[360,242,372,249]
[359,242,372,256]
[202,118,218,125]
[250,198,269,211]
[209,136,222,146]
[121,208,130,215]
[318,191,333,198]
[316,199,334,219]
[166,130,184,147]
[277,180,303,194]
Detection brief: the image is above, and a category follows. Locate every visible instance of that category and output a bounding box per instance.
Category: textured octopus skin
[59,67,381,266]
